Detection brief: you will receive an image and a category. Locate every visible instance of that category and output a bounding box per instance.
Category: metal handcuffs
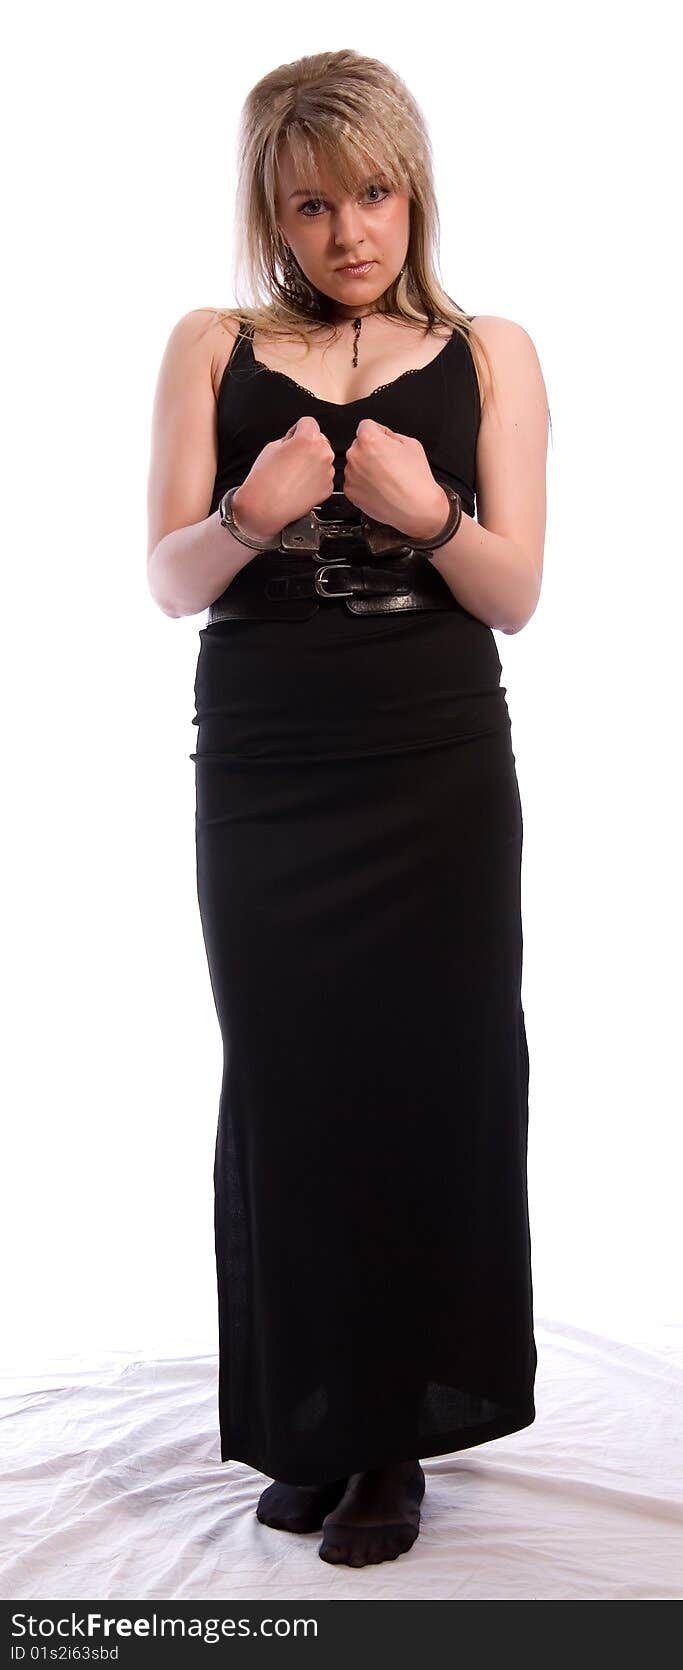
[217,484,462,564]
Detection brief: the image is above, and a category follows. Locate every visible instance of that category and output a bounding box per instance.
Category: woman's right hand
[229,417,337,545]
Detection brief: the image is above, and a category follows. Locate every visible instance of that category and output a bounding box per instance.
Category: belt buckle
[314,561,356,598]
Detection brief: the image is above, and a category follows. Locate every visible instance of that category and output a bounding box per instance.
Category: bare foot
[318,1460,425,1566]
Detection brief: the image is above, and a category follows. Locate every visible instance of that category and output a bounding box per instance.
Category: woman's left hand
[342,419,449,541]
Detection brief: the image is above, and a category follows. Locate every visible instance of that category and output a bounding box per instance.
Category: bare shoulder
[468,314,548,421]
[161,306,242,401]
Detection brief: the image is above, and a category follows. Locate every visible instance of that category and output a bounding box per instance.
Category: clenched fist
[231,416,336,544]
[343,419,448,542]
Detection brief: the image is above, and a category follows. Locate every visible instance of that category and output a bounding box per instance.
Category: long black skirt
[191,597,537,1486]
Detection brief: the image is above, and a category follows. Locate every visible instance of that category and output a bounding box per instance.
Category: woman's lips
[336,261,375,276]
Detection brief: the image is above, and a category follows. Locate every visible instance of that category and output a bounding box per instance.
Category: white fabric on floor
[1,1319,681,1601]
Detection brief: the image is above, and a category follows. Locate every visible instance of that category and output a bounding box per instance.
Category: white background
[3,0,681,1374]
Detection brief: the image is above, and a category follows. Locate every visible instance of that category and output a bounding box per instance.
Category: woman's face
[275,142,411,319]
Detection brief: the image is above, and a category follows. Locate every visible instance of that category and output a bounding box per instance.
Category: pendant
[352,316,362,367]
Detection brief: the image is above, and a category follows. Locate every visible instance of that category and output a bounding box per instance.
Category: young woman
[147,48,549,1570]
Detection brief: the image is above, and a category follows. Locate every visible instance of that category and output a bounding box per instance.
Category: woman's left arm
[425,316,549,634]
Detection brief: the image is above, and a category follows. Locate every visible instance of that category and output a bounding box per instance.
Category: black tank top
[208,321,480,519]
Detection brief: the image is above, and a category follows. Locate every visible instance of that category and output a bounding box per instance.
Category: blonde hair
[211,48,501,415]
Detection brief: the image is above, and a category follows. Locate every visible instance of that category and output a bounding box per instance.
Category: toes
[257,1477,350,1534]
[366,1537,385,1563]
[318,1523,419,1567]
[256,1485,318,1533]
[318,1539,347,1565]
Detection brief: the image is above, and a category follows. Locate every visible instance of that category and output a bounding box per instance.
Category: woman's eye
[298,185,390,218]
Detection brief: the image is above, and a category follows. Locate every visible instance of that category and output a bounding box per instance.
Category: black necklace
[352,316,363,367]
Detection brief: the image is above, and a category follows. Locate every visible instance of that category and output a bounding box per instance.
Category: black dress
[190,323,537,1486]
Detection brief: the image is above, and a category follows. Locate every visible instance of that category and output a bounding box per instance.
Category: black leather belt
[207,492,459,622]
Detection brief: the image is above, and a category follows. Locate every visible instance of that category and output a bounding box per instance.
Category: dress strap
[225,317,251,374]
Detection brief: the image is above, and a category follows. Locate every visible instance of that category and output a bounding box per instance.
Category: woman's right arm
[146,309,274,619]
